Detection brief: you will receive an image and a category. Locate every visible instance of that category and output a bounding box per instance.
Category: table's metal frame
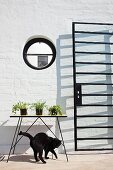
[7,116,68,162]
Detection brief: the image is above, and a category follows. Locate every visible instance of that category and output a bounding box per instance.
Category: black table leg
[56,117,68,162]
[39,117,58,138]
[7,117,39,162]
[12,117,22,154]
[11,117,39,150]
[40,117,68,162]
[0,155,5,161]
[7,117,21,163]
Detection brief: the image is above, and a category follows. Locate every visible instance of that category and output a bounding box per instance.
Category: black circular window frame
[23,38,56,70]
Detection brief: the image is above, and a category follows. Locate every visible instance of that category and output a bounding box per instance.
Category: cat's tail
[19,131,33,140]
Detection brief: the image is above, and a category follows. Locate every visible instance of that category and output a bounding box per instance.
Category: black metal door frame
[72,22,113,151]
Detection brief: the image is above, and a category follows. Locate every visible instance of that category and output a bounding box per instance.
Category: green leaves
[30,101,46,110]
[12,102,29,113]
[48,105,63,116]
[12,101,64,116]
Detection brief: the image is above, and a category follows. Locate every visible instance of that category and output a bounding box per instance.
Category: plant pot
[50,111,57,116]
[36,109,43,115]
[20,109,27,115]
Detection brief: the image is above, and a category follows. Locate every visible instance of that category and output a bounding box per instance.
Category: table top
[10,115,67,118]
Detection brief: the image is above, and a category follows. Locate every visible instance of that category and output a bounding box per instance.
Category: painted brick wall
[0,0,113,154]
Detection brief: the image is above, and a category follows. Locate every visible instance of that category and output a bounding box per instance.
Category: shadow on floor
[6,154,42,164]
[0,155,5,161]
[5,154,56,164]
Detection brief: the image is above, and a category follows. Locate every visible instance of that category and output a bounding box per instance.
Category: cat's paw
[35,158,40,162]
[36,160,40,162]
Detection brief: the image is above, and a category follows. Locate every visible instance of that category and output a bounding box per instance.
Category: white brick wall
[0,0,113,154]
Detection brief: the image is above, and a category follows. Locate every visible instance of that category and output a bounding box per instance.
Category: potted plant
[30,101,46,115]
[12,101,29,115]
[48,105,63,116]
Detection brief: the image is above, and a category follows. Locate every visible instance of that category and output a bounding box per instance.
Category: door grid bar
[72,22,113,151]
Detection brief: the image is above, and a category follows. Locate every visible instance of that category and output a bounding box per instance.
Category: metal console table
[7,115,68,162]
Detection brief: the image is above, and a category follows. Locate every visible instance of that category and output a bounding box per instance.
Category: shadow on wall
[56,34,74,153]
[0,122,50,154]
[56,28,113,152]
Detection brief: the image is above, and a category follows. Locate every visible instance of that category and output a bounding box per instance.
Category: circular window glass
[23,37,56,70]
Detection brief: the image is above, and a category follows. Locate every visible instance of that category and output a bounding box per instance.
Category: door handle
[75,84,82,106]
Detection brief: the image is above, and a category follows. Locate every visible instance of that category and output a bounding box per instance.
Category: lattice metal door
[72,22,113,151]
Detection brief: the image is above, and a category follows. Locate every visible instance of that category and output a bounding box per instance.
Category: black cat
[18,131,61,163]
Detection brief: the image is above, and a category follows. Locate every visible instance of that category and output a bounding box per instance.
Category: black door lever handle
[75,84,82,106]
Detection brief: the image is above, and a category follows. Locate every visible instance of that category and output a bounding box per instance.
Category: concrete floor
[1,151,113,170]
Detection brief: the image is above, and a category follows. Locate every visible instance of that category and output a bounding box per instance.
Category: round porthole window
[23,37,56,70]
